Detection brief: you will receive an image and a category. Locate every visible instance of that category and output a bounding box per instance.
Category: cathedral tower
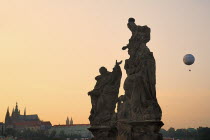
[12,108,14,117]
[66,117,70,125]
[13,102,20,118]
[24,107,26,116]
[70,117,73,125]
[5,107,10,125]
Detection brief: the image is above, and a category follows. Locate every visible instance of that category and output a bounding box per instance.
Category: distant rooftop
[54,124,90,127]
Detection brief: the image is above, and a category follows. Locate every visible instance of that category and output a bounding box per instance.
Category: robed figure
[118,18,162,121]
[88,61,122,126]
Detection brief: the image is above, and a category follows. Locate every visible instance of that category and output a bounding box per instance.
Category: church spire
[6,107,9,114]
[5,107,10,124]
[14,102,20,116]
[66,116,70,125]
[16,102,18,108]
[12,108,14,116]
[15,102,18,112]
[70,117,73,125]
[24,107,26,116]
[5,107,10,117]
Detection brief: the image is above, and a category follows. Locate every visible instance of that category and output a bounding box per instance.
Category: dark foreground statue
[88,60,122,140]
[88,18,163,140]
[117,18,163,140]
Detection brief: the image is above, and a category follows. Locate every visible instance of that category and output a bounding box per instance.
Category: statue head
[99,67,108,75]
[128,17,135,23]
[127,17,137,32]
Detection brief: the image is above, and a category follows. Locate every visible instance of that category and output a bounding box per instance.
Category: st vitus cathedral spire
[15,102,18,112]
[5,107,10,124]
[13,102,20,117]
[6,107,10,116]
[12,108,14,116]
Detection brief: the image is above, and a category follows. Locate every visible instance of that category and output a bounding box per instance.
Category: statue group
[88,18,164,140]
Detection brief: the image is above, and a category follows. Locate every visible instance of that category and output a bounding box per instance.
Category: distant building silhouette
[5,103,39,126]
[70,117,73,125]
[66,117,70,125]
[49,117,92,138]
[66,116,73,125]
[50,124,92,138]
[4,102,51,131]
[0,122,4,136]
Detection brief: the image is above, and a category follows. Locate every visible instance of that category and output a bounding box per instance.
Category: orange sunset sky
[0,0,210,129]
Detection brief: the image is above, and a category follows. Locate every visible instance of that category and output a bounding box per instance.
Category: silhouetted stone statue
[88,60,122,140]
[117,18,163,140]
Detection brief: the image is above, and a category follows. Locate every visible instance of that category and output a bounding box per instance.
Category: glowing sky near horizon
[0,0,210,129]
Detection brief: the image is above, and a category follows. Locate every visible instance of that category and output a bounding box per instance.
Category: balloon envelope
[183,54,195,65]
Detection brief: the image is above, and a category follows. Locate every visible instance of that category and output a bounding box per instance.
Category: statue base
[88,126,117,140]
[117,120,164,140]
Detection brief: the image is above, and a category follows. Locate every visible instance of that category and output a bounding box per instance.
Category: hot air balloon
[183,54,195,71]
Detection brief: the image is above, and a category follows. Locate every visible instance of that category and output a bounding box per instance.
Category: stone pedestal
[117,120,132,140]
[117,120,164,140]
[88,126,117,140]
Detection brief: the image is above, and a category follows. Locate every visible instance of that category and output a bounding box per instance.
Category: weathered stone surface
[129,121,163,140]
[88,18,163,140]
[88,61,122,139]
[88,60,122,126]
[117,18,163,140]
[118,18,162,122]
[117,120,163,140]
[88,126,117,140]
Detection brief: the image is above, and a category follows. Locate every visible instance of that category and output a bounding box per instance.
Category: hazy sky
[0,0,210,129]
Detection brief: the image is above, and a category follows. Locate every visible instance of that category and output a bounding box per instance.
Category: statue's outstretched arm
[115,60,122,66]
[110,60,122,83]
